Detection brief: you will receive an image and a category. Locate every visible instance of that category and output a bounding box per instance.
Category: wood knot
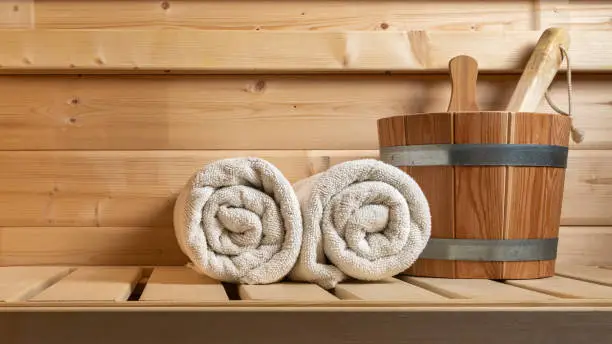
[380,22,389,30]
[68,117,77,124]
[161,1,170,10]
[13,5,19,12]
[70,97,80,105]
[246,80,266,93]
[254,80,266,92]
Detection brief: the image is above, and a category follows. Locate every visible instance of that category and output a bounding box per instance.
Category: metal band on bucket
[419,238,558,261]
[380,144,568,167]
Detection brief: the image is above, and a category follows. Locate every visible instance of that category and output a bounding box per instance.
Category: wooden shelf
[0,30,609,74]
[2,265,612,342]
[3,265,612,306]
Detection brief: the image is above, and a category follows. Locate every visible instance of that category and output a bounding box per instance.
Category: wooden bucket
[377,111,571,279]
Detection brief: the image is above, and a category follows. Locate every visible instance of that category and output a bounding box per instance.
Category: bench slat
[239,283,338,301]
[0,266,73,302]
[401,276,556,300]
[30,267,142,302]
[140,267,228,301]
[335,278,447,301]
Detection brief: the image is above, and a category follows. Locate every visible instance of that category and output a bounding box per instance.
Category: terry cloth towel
[173,157,303,285]
[289,159,431,289]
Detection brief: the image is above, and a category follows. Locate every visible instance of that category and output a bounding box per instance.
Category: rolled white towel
[289,159,431,289]
[173,157,302,284]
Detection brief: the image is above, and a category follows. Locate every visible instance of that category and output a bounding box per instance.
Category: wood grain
[29,267,142,301]
[453,112,508,279]
[556,227,612,266]
[447,55,479,111]
[0,30,608,73]
[33,1,532,31]
[333,278,446,301]
[0,149,607,228]
[536,0,612,30]
[401,276,556,300]
[238,284,338,301]
[140,267,228,301]
[503,113,571,278]
[2,227,605,269]
[0,1,32,29]
[0,227,187,266]
[0,74,608,150]
[556,265,612,286]
[380,113,455,278]
[0,266,73,302]
[506,276,612,299]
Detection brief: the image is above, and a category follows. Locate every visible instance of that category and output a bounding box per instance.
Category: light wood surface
[334,278,446,301]
[506,276,612,299]
[2,226,605,268]
[0,74,609,150]
[3,1,610,32]
[238,283,338,301]
[447,55,479,111]
[29,267,142,301]
[0,30,608,73]
[535,1,612,30]
[31,1,532,31]
[0,266,73,302]
[556,227,612,266]
[140,267,228,301]
[506,28,570,112]
[401,276,557,300]
[0,227,186,266]
[555,265,612,286]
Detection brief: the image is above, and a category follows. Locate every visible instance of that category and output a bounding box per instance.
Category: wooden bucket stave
[378,111,571,279]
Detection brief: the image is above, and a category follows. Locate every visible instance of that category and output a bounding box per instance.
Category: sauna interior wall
[0,0,610,267]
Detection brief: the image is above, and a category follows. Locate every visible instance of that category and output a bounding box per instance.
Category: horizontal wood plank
[0,74,608,151]
[0,227,186,266]
[538,1,612,30]
[556,265,612,286]
[556,227,612,266]
[33,1,532,31]
[3,310,612,344]
[0,266,73,302]
[1,227,609,267]
[0,30,608,73]
[29,267,142,301]
[334,278,446,301]
[140,267,228,301]
[400,277,556,300]
[0,149,607,227]
[0,1,32,29]
[506,276,612,299]
[238,283,338,301]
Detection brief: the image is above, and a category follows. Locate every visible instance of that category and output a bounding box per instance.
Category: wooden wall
[0,0,611,266]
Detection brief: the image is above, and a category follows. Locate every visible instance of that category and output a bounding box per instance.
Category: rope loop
[544,46,584,144]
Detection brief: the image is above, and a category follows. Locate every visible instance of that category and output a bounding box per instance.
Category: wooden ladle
[447,55,479,112]
[506,27,570,112]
